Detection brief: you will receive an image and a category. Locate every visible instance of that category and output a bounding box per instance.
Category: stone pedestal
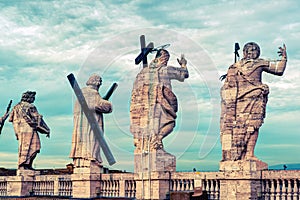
[135,171,171,200]
[134,149,175,199]
[134,149,176,173]
[219,159,268,172]
[8,169,40,196]
[71,162,102,199]
[219,160,267,200]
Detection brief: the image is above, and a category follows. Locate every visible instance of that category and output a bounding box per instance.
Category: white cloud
[0,0,299,171]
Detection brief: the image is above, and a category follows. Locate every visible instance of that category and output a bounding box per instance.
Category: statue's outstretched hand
[46,133,50,138]
[177,54,187,67]
[278,44,287,59]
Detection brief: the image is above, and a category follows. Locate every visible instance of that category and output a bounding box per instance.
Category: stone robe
[130,61,189,150]
[70,86,112,167]
[9,102,41,167]
[221,58,286,161]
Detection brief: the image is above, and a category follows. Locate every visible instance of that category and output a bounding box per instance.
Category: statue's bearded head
[86,74,102,90]
[243,42,261,60]
[155,49,170,66]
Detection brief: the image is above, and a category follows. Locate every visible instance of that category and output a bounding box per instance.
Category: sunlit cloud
[0,0,299,172]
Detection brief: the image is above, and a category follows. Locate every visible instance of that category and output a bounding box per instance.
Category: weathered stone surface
[220,42,287,162]
[130,49,188,174]
[70,74,112,168]
[9,91,50,170]
[134,149,176,174]
[71,161,102,198]
[219,160,268,172]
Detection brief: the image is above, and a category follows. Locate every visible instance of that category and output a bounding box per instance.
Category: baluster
[287,179,292,200]
[65,181,68,196]
[215,180,220,200]
[270,180,275,200]
[264,180,270,200]
[169,179,173,191]
[116,180,119,197]
[107,181,110,196]
[174,180,177,191]
[47,181,49,195]
[293,179,298,200]
[127,180,131,197]
[117,180,120,197]
[275,179,281,200]
[134,180,137,197]
[189,179,192,191]
[111,180,114,196]
[191,179,195,191]
[103,180,106,196]
[110,180,113,196]
[125,181,128,197]
[36,182,39,196]
[132,180,135,197]
[60,181,64,196]
[211,180,216,200]
[207,180,211,199]
[114,180,117,197]
[179,179,181,191]
[282,179,287,200]
[40,181,43,195]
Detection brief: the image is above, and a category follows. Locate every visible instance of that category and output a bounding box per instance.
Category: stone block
[134,149,176,173]
[219,159,268,172]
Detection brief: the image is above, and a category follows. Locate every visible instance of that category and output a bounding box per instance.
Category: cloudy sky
[0,0,299,172]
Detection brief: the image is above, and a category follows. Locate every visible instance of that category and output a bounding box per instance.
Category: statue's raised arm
[265,44,287,75]
[220,42,288,166]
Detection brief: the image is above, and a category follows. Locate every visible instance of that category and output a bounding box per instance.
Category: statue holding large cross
[130,35,189,173]
[68,73,116,168]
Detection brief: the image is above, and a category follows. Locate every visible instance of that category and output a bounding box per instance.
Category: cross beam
[135,35,154,67]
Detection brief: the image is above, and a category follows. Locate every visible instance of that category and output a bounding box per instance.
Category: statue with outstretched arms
[220,42,287,161]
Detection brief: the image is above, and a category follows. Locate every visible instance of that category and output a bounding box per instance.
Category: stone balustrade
[170,172,220,199]
[33,175,72,197]
[99,173,135,198]
[125,179,136,198]
[0,180,7,196]
[0,169,299,199]
[262,170,300,200]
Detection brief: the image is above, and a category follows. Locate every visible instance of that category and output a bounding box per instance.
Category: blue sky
[0,0,299,172]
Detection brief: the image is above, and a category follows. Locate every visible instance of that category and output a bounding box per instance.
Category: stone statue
[220,42,287,161]
[9,91,50,170]
[130,49,188,158]
[69,74,113,168]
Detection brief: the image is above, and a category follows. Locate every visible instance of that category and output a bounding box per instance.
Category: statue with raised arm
[130,49,188,172]
[9,91,50,170]
[220,42,287,162]
[70,74,112,168]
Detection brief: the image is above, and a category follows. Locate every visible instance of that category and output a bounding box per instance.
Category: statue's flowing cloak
[220,59,270,160]
[10,102,41,166]
[70,87,112,166]
[130,62,188,148]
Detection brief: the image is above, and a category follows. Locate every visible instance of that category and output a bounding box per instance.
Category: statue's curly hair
[86,74,102,87]
[243,42,261,59]
[21,91,36,102]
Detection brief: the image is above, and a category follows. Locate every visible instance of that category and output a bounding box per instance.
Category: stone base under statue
[219,159,268,200]
[72,161,103,198]
[219,159,268,172]
[134,149,176,173]
[17,169,40,176]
